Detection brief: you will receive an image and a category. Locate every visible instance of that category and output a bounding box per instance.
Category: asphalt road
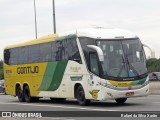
[0,93,160,120]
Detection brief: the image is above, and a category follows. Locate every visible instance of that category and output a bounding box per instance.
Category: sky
[0,0,160,59]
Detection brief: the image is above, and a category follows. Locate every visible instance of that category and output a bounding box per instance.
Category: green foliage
[146,58,160,73]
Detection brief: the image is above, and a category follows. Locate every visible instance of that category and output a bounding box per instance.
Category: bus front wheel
[115,98,127,104]
[76,85,90,106]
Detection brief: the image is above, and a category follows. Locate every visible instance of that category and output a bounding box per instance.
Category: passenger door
[88,52,101,100]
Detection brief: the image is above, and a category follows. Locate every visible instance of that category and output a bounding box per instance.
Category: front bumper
[100,84,149,100]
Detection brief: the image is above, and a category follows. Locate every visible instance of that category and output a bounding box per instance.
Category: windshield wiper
[124,54,139,76]
[117,56,126,77]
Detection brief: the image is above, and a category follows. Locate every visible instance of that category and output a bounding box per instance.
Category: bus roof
[60,28,138,39]
[5,34,58,49]
[5,28,137,49]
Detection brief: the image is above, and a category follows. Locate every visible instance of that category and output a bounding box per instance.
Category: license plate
[126,92,134,96]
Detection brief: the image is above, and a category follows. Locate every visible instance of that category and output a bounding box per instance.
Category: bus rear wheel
[76,85,90,106]
[24,85,39,102]
[115,98,127,104]
[16,86,25,102]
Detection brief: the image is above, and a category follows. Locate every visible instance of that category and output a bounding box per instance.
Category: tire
[24,85,34,103]
[76,85,90,106]
[115,98,127,104]
[16,86,25,102]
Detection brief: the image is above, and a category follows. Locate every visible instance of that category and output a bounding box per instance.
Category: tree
[146,58,160,73]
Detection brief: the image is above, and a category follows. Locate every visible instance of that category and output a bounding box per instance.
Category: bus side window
[67,38,82,63]
[4,49,10,65]
[55,41,63,61]
[19,47,28,64]
[52,41,58,61]
[9,48,19,65]
[63,40,68,60]
[89,53,99,76]
[40,43,52,62]
[28,45,40,63]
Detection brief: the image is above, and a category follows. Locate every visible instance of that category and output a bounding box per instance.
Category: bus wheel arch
[74,83,90,106]
[16,84,25,102]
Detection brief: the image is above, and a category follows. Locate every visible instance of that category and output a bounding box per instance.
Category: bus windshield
[97,39,147,78]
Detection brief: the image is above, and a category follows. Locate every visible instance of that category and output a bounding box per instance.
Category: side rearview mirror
[87,45,104,62]
[142,44,155,58]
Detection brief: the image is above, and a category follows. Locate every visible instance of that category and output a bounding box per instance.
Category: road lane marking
[0,102,118,111]
[152,102,160,104]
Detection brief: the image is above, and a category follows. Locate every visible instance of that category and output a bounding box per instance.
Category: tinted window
[55,41,65,61]
[4,49,10,64]
[79,37,96,66]
[40,43,52,62]
[9,48,19,64]
[89,53,99,75]
[28,45,39,63]
[4,36,81,65]
[19,47,28,64]
[51,38,81,63]
[51,42,57,61]
[67,38,81,63]
[63,40,69,60]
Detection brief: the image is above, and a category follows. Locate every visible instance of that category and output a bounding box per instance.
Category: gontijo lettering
[17,66,39,74]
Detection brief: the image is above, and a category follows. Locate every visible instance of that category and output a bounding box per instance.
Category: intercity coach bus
[4,28,149,106]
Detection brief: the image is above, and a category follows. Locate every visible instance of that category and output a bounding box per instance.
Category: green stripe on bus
[39,61,68,91]
[137,77,146,84]
[131,77,146,85]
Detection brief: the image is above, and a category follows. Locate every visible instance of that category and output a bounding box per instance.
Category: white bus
[4,28,149,106]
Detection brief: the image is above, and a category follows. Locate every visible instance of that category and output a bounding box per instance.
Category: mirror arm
[143,44,155,58]
[87,45,104,62]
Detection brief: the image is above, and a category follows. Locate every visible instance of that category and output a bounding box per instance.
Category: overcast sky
[0,0,160,59]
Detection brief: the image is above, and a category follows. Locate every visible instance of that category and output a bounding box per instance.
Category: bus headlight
[104,83,115,89]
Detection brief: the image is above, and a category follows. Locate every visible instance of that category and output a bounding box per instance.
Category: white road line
[152,102,160,104]
[0,102,118,111]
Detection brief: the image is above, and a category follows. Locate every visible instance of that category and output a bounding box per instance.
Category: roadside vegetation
[146,58,160,73]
